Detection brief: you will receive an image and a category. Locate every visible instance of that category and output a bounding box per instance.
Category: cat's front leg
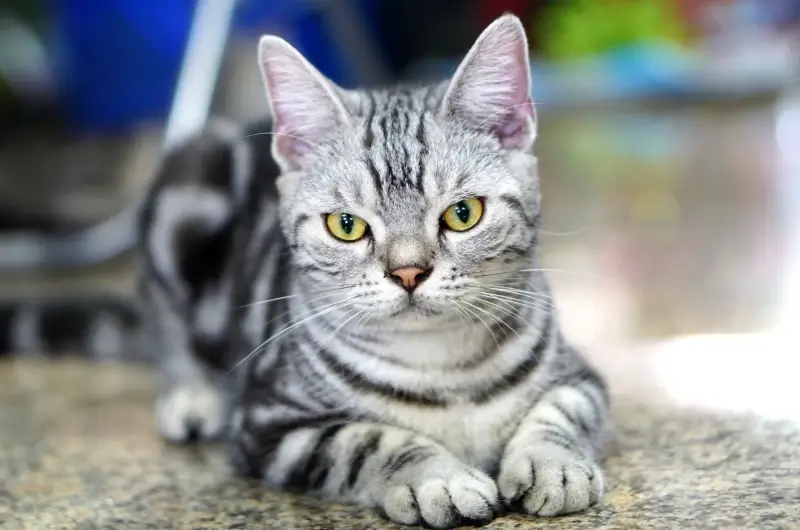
[497,359,610,516]
[233,418,499,529]
[144,284,230,443]
[153,336,229,442]
[155,368,227,442]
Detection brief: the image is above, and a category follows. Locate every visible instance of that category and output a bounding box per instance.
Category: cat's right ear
[258,36,351,171]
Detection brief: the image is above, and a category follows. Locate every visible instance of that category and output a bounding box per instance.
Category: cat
[0,14,611,528]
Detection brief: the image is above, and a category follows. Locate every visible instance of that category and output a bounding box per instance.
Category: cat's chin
[382,301,465,332]
[390,303,438,318]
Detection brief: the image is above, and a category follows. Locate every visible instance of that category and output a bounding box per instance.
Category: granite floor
[2,94,800,529]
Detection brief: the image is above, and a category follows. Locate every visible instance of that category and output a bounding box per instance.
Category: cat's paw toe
[498,446,603,516]
[155,382,225,442]
[382,469,498,529]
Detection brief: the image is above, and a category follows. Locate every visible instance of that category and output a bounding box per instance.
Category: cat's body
[0,16,611,528]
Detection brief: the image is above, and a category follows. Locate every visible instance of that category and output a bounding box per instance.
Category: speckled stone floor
[3,97,800,529]
[3,359,800,529]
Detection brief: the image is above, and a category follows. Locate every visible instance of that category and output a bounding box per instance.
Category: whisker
[237,292,305,309]
[452,299,478,328]
[474,267,620,284]
[468,102,539,136]
[317,306,364,354]
[479,286,556,310]
[470,268,538,283]
[258,290,356,331]
[348,309,372,341]
[238,282,364,309]
[465,295,522,337]
[458,299,503,347]
[470,292,524,318]
[493,278,554,298]
[475,293,552,319]
[356,310,375,335]
[244,130,337,164]
[471,285,553,309]
[462,273,556,314]
[449,299,473,331]
[228,296,360,373]
[481,273,548,291]
[539,225,589,237]
[460,273,555,304]
[485,296,551,316]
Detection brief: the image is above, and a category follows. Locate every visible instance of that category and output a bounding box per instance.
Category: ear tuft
[440,14,536,151]
[258,36,350,170]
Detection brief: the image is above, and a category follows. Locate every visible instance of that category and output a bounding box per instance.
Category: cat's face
[279,107,539,327]
[259,15,539,328]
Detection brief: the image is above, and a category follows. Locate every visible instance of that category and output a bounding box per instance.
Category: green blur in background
[538,0,688,60]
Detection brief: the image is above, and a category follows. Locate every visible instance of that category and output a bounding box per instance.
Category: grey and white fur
[0,15,611,528]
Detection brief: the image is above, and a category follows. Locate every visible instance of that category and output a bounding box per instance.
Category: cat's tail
[0,294,151,363]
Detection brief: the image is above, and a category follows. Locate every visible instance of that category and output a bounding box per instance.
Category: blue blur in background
[50,0,376,132]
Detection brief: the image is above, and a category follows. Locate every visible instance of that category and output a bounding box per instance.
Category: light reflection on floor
[649,330,800,421]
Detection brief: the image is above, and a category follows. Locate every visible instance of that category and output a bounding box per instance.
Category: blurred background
[0,0,799,361]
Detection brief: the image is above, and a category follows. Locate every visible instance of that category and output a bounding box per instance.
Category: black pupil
[455,202,471,224]
[339,213,354,234]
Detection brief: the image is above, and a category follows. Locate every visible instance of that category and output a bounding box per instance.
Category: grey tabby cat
[0,14,610,528]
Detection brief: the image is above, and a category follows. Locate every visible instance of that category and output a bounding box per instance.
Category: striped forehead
[358,88,437,205]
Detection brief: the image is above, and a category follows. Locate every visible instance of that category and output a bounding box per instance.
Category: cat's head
[258,14,540,328]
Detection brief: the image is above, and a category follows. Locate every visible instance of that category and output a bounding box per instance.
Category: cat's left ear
[440,14,536,151]
[258,35,351,171]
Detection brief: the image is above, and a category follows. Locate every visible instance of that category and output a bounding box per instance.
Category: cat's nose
[389,267,431,293]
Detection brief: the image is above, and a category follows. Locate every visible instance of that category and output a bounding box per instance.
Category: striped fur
[0,15,611,528]
[0,295,142,362]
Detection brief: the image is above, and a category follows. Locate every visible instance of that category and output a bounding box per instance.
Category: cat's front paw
[498,444,603,516]
[381,467,499,529]
[155,381,226,443]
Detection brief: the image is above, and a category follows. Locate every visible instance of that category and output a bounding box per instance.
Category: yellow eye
[325,212,369,242]
[442,198,484,232]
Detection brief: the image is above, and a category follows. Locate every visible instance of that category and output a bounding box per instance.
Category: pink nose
[390,267,430,292]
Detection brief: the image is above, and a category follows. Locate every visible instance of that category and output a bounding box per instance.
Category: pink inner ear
[492,97,535,150]
[274,122,314,161]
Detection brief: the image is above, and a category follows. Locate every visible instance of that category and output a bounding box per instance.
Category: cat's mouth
[390,296,442,318]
